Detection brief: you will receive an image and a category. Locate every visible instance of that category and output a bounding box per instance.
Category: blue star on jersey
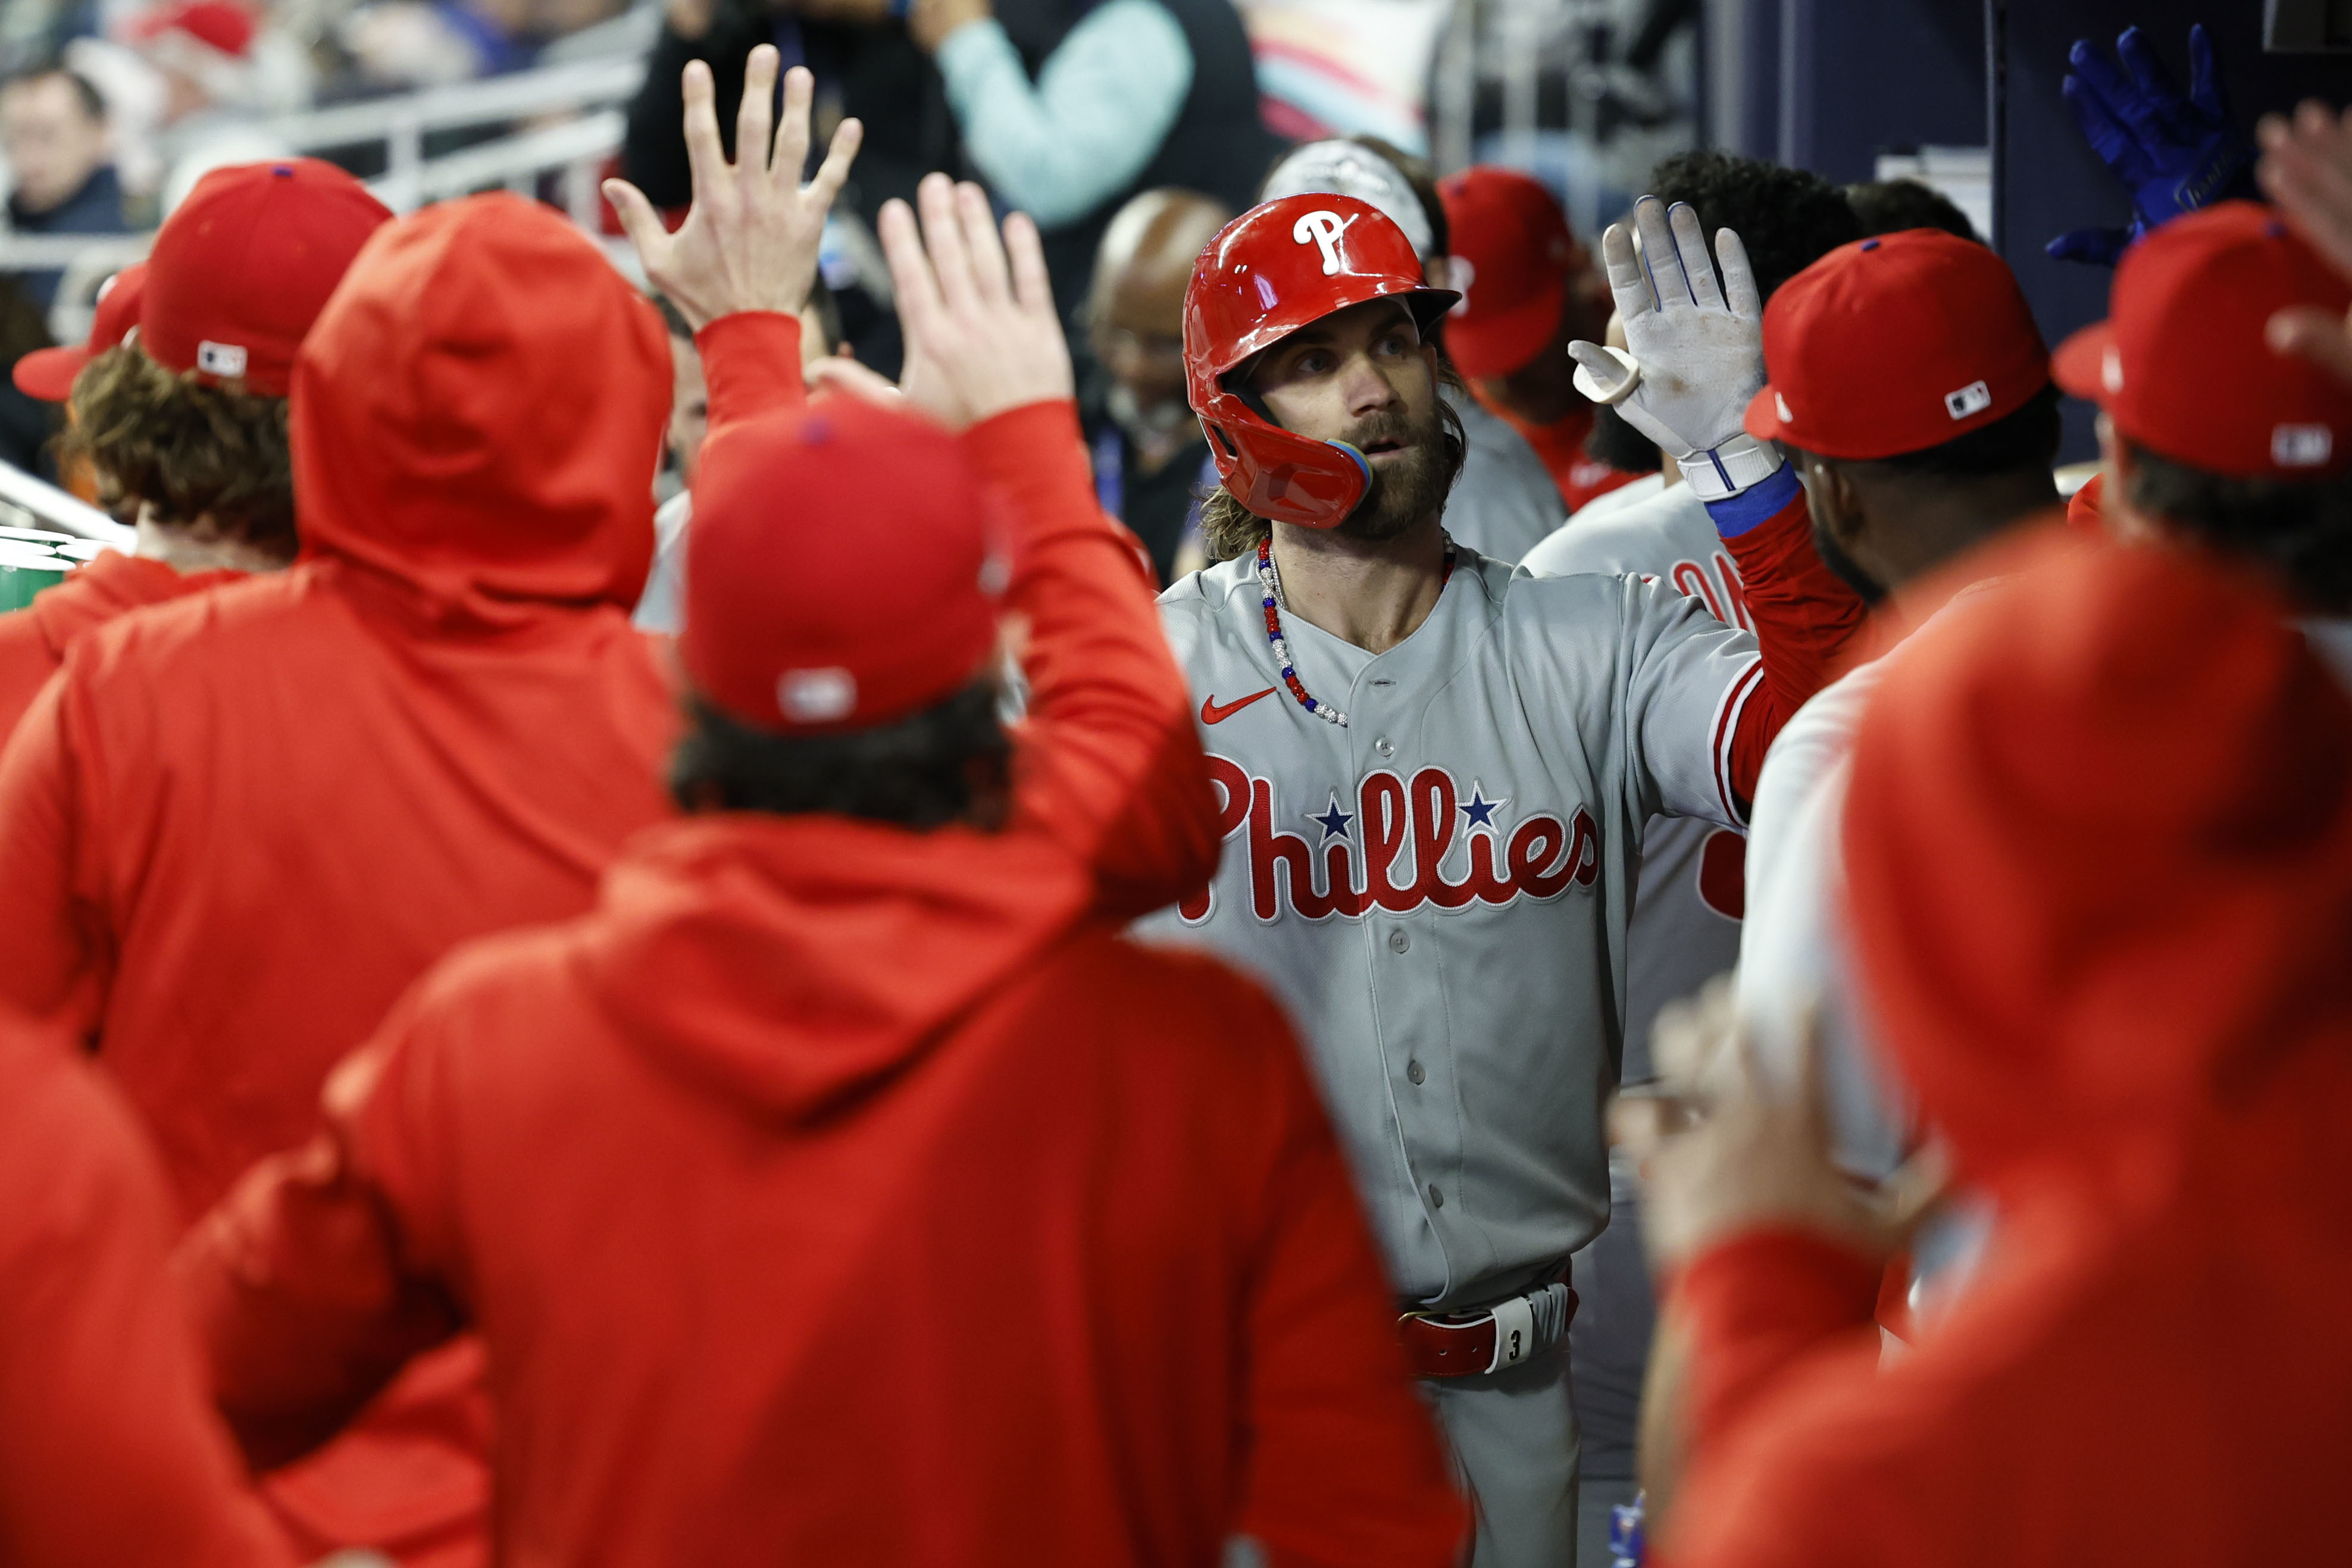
[1460,784,1507,830]
[1309,791,1355,842]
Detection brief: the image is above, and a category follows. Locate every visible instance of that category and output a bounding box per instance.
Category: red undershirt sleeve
[1671,1227,1885,1459]
[694,311,806,437]
[961,399,1221,916]
[1703,470,1870,806]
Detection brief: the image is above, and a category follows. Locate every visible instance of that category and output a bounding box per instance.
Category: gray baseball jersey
[1139,546,1766,1311]
[1522,478,1750,1078]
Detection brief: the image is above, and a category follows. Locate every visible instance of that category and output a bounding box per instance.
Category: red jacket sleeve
[1672,1228,1883,1470]
[962,399,1221,918]
[179,1025,463,1474]
[1712,478,1869,807]
[1,1029,296,1568]
[695,310,806,437]
[1227,979,1469,1568]
[0,669,112,1032]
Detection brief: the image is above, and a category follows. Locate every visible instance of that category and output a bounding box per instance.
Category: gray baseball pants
[1423,1339,1581,1568]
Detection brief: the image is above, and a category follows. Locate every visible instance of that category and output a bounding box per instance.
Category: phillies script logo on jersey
[1180,755,1600,924]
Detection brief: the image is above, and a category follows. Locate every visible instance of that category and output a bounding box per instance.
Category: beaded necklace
[1254,534,1456,728]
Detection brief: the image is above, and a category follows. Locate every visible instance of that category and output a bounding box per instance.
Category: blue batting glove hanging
[2044,23,2257,267]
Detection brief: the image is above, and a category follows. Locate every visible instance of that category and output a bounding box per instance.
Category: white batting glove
[1568,196,1784,502]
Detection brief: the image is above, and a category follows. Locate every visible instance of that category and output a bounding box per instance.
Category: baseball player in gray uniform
[1138,190,1865,1566]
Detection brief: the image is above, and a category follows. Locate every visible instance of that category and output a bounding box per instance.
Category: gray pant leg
[1422,1341,1580,1568]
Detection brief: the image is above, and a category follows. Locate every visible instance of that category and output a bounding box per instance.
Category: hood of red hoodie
[30,550,245,658]
[289,193,669,631]
[1844,535,2352,1198]
[578,815,1093,1121]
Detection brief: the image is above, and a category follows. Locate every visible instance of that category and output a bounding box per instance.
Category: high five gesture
[604,45,862,331]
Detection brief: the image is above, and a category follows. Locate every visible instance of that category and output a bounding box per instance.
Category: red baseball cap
[2053,201,2352,479]
[13,262,146,402]
[683,399,1006,733]
[140,159,392,398]
[1744,229,2049,461]
[1435,167,1579,380]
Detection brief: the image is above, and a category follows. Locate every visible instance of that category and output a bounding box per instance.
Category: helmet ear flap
[1196,384,1371,530]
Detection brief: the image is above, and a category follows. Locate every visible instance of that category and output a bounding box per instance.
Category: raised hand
[2047,24,2256,267]
[2259,100,2352,390]
[837,174,1073,431]
[1611,979,1893,1275]
[603,46,863,331]
[1567,195,1779,500]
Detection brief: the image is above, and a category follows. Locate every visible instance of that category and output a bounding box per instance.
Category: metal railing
[0,460,135,547]
[205,54,645,211]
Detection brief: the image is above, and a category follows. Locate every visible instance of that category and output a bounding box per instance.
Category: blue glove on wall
[2046,23,2258,267]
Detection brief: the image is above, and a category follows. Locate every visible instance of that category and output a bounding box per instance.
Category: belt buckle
[1396,1306,1500,1380]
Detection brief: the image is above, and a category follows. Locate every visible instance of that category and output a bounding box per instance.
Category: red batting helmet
[1184,194,1458,530]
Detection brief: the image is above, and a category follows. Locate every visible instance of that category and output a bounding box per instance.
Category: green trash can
[0,540,70,611]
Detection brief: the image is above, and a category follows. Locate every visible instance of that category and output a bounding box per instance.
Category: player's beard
[1339,398,1452,544]
[1810,509,1887,606]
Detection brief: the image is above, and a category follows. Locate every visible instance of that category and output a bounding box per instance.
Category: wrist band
[1679,433,1785,502]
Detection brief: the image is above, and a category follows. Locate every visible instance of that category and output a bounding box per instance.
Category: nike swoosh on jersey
[1200,687,1279,724]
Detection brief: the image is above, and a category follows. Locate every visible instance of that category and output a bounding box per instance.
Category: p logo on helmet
[1291,209,1359,276]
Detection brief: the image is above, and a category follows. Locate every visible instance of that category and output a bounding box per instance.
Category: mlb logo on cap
[2275,425,2334,468]
[778,668,856,724]
[1945,380,1993,420]
[196,340,248,378]
[2053,202,2352,480]
[1744,229,2050,461]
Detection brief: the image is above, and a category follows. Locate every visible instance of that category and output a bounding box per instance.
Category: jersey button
[1428,1184,1444,1209]
[1388,928,1410,953]
[1407,1059,1425,1085]
[1374,735,1396,758]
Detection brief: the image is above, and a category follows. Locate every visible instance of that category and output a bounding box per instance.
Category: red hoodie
[0,1011,293,1568]
[181,395,1471,1568]
[0,549,247,737]
[1660,536,2352,1566]
[0,194,690,1566]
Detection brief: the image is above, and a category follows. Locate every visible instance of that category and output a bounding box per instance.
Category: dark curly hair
[1844,179,1981,243]
[62,346,296,559]
[2123,442,2352,615]
[1646,151,1864,300]
[669,682,1012,830]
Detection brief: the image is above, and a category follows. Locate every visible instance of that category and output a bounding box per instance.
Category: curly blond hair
[63,346,296,559]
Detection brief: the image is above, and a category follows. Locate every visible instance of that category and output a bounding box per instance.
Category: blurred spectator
[0,268,52,472]
[1080,185,1225,584]
[908,0,1274,330]
[0,65,127,311]
[11,259,136,503]
[621,0,956,287]
[1844,177,1979,242]
[336,0,632,88]
[62,4,310,209]
[1437,165,1637,515]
